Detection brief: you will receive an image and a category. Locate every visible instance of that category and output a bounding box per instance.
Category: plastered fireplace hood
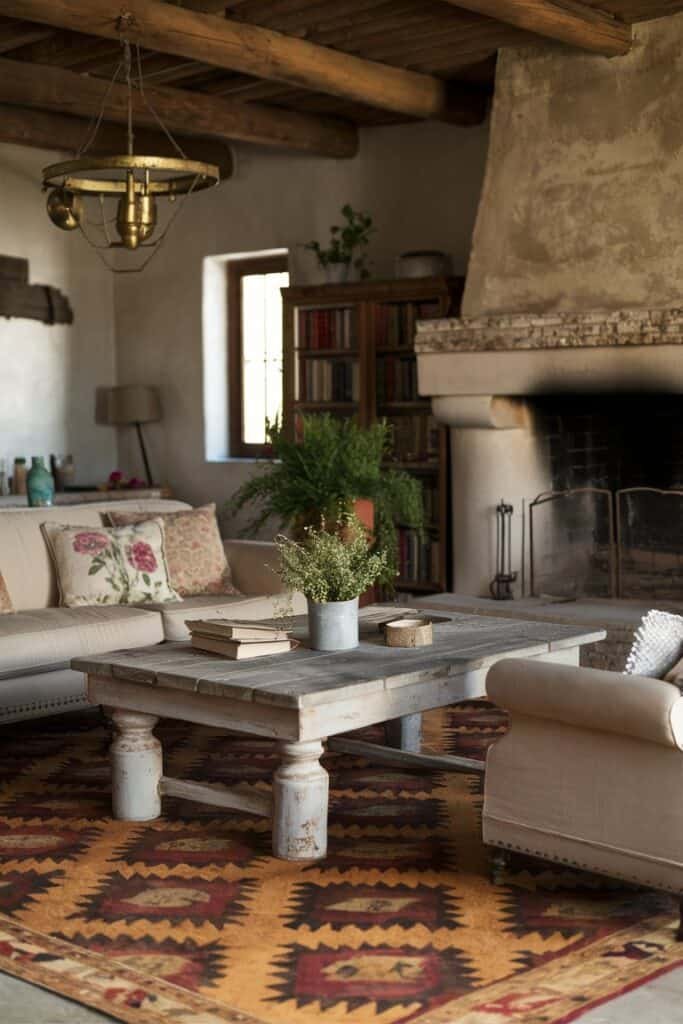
[415,309,683,403]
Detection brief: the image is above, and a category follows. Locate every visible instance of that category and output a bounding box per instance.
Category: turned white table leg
[385,712,422,752]
[109,708,162,821]
[272,739,328,861]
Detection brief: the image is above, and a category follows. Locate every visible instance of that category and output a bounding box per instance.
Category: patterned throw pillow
[0,571,14,614]
[107,503,239,598]
[42,519,179,608]
[625,609,683,678]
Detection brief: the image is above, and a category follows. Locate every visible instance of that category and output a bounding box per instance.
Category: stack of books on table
[186,619,294,660]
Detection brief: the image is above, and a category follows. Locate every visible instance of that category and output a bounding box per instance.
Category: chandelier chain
[134,43,188,160]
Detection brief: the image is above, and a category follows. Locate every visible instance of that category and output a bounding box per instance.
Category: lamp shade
[105,386,162,425]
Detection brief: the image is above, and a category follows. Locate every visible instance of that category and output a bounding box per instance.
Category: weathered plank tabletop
[73,606,605,861]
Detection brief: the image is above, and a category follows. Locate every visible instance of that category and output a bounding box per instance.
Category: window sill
[206,456,276,465]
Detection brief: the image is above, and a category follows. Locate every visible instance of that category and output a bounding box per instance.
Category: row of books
[397,529,441,586]
[376,355,418,403]
[187,619,294,660]
[299,358,360,403]
[374,300,441,349]
[298,307,355,350]
[385,414,441,463]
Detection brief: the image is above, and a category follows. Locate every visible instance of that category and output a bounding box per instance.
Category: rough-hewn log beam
[0,102,235,177]
[0,57,358,157]
[440,0,631,57]
[3,0,479,121]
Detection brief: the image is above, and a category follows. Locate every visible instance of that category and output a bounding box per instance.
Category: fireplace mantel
[415,308,683,398]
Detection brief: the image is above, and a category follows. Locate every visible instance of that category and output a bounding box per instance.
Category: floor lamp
[105,386,162,486]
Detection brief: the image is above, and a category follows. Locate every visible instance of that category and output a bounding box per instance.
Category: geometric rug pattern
[0,701,680,1024]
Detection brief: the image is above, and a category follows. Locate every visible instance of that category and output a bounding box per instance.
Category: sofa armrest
[487,657,683,750]
[223,539,287,596]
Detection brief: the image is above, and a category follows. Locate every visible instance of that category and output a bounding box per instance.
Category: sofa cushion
[108,503,238,598]
[0,500,190,611]
[142,592,307,642]
[43,520,178,608]
[0,605,164,677]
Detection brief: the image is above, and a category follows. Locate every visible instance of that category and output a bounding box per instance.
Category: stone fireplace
[414,13,683,607]
[415,309,683,600]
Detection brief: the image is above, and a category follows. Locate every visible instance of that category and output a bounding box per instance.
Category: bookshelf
[282,276,463,596]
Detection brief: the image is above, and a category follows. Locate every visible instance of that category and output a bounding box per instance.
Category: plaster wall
[113,120,489,530]
[0,144,117,484]
[463,14,683,315]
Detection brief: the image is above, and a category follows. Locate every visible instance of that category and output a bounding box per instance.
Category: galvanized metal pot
[307,597,359,651]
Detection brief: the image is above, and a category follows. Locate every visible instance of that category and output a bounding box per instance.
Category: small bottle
[12,457,27,495]
[27,457,55,508]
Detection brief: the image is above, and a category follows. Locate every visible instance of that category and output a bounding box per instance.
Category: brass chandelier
[42,36,220,272]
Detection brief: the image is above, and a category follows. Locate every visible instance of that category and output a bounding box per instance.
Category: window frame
[228,253,289,459]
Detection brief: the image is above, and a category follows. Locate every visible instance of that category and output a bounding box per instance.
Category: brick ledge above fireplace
[415,309,683,398]
[415,308,683,353]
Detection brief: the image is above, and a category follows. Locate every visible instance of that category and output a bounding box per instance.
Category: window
[228,255,289,458]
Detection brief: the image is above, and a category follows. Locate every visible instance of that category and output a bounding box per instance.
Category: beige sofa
[484,657,683,933]
[0,500,303,723]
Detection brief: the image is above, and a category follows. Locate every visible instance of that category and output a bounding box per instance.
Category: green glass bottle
[27,456,55,507]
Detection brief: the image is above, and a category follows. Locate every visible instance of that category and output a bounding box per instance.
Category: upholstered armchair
[483,657,683,938]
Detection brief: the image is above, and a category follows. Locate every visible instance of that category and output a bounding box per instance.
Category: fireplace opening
[527,395,683,601]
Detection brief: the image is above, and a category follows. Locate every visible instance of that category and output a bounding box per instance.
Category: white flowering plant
[275,517,392,603]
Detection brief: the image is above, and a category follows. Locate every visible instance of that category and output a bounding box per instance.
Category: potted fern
[276,517,390,650]
[229,414,424,586]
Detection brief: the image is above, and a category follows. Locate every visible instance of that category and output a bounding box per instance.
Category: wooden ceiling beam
[439,0,631,56]
[0,57,358,157]
[0,16,52,54]
[0,102,235,177]
[3,0,483,121]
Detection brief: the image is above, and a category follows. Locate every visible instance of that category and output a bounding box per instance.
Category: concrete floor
[3,963,683,1023]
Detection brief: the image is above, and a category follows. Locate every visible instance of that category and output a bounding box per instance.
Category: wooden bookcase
[282,276,463,595]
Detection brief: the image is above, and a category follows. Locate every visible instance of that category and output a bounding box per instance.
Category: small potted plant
[276,516,391,651]
[304,204,374,283]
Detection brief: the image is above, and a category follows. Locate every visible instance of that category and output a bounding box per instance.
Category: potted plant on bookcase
[275,516,390,650]
[304,204,374,283]
[229,414,424,585]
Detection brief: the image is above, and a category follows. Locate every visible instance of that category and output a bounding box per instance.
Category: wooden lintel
[440,0,631,57]
[0,102,235,177]
[3,0,484,122]
[0,252,72,325]
[0,57,358,158]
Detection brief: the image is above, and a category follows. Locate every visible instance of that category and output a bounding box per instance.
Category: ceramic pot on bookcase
[324,261,350,284]
[308,596,359,651]
[27,456,55,507]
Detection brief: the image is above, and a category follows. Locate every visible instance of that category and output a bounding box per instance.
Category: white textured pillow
[625,609,683,678]
[43,519,179,608]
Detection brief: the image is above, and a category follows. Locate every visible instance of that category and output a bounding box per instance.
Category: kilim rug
[0,701,680,1024]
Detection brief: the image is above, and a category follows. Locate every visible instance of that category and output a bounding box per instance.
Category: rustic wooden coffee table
[73,606,604,861]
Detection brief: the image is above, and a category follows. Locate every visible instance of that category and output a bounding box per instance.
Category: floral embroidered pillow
[107,503,239,598]
[0,571,14,614]
[42,519,179,608]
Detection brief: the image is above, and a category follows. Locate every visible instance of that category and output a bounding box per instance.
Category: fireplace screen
[529,487,683,600]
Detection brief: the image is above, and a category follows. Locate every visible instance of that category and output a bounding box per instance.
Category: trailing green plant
[275,516,391,603]
[229,414,424,584]
[304,204,374,278]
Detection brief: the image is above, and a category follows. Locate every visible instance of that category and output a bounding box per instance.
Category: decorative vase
[307,596,359,651]
[324,262,350,284]
[27,456,55,507]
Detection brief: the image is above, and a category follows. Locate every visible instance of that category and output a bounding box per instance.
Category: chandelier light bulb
[46,187,82,231]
